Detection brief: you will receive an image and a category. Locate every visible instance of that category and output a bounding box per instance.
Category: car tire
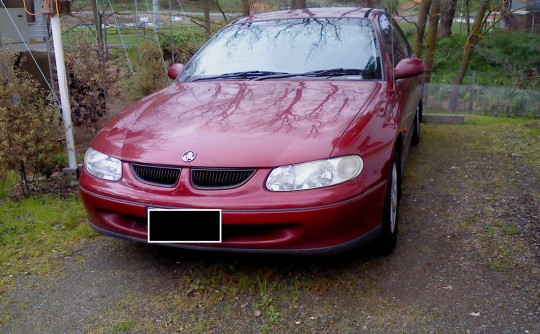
[376,154,400,254]
[411,104,421,146]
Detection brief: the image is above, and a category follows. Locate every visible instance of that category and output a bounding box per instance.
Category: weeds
[254,277,281,333]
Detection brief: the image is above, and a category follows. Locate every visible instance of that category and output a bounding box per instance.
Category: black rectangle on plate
[148,209,222,243]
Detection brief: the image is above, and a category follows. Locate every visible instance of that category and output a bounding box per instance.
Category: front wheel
[376,155,400,254]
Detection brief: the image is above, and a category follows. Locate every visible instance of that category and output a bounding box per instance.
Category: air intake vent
[191,168,256,190]
[131,164,181,187]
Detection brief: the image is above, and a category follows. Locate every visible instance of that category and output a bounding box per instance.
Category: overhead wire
[169,0,174,62]
[176,0,205,50]
[105,0,135,77]
[22,0,49,16]
[142,0,167,72]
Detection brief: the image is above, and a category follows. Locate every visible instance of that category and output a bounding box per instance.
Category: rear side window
[379,14,411,67]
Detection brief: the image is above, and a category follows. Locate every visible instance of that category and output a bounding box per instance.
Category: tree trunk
[19,161,28,196]
[291,0,306,10]
[362,0,376,7]
[501,0,518,31]
[448,0,490,112]
[423,0,441,85]
[241,0,250,16]
[413,0,432,57]
[438,0,457,38]
[203,0,211,38]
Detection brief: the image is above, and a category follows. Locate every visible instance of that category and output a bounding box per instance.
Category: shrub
[124,41,171,101]
[159,27,206,64]
[0,49,64,195]
[64,31,121,126]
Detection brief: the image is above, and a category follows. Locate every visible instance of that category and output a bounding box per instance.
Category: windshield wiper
[190,71,289,82]
[253,68,377,81]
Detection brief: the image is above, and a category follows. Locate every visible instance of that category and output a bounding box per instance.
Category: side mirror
[394,58,425,79]
[167,63,184,80]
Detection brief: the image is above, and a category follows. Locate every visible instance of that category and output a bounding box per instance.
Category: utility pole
[48,0,78,179]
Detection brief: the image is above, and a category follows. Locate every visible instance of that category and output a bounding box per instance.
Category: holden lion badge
[182,150,197,163]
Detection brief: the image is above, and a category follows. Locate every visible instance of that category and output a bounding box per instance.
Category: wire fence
[425,71,540,118]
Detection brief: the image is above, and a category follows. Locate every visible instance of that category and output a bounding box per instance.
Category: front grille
[131,164,181,187]
[191,168,256,190]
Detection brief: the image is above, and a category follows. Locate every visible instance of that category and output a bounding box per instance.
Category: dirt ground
[0,120,539,334]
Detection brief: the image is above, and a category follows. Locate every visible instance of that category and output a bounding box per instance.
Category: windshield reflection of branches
[185,18,377,77]
[223,23,263,58]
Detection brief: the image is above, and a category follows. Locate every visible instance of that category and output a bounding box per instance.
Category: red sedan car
[79,7,424,254]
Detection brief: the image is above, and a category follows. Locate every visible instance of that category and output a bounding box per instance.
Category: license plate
[147,209,222,243]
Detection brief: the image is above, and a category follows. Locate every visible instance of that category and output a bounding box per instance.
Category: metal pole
[91,0,103,58]
[135,0,139,63]
[50,13,77,173]
[153,0,159,32]
[102,0,109,59]
[169,0,173,61]
[44,13,56,98]
[469,70,476,113]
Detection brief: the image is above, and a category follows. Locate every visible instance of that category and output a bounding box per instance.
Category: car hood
[92,80,380,167]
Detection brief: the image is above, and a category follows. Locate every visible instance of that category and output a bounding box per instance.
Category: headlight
[84,147,122,181]
[266,155,363,191]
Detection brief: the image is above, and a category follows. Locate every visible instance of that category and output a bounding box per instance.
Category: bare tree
[413,0,433,57]
[423,0,441,85]
[242,0,250,16]
[291,0,306,10]
[187,0,213,38]
[438,0,458,37]
[203,0,211,38]
[448,0,491,112]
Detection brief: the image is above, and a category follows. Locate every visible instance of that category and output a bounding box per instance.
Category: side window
[379,14,411,67]
[391,20,412,61]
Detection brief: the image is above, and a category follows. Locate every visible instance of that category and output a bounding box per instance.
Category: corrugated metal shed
[0,0,48,51]
[511,0,540,12]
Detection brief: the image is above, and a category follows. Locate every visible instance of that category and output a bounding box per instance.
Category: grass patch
[419,118,538,277]
[111,319,136,333]
[501,224,521,236]
[465,116,540,170]
[0,172,18,200]
[489,262,511,272]
[0,194,95,292]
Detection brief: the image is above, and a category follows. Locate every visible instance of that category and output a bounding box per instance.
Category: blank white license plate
[147,209,222,243]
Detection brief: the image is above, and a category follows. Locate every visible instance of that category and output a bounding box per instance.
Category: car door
[379,14,422,166]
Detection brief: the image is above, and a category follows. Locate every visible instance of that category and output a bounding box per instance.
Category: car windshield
[178,17,381,82]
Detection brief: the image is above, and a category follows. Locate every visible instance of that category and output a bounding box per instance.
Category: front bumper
[79,180,387,254]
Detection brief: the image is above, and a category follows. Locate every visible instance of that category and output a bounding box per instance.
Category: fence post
[469,70,476,112]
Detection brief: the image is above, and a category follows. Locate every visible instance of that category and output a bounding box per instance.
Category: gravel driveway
[1,119,539,334]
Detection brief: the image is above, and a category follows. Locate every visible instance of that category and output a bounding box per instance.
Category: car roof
[234,7,384,24]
